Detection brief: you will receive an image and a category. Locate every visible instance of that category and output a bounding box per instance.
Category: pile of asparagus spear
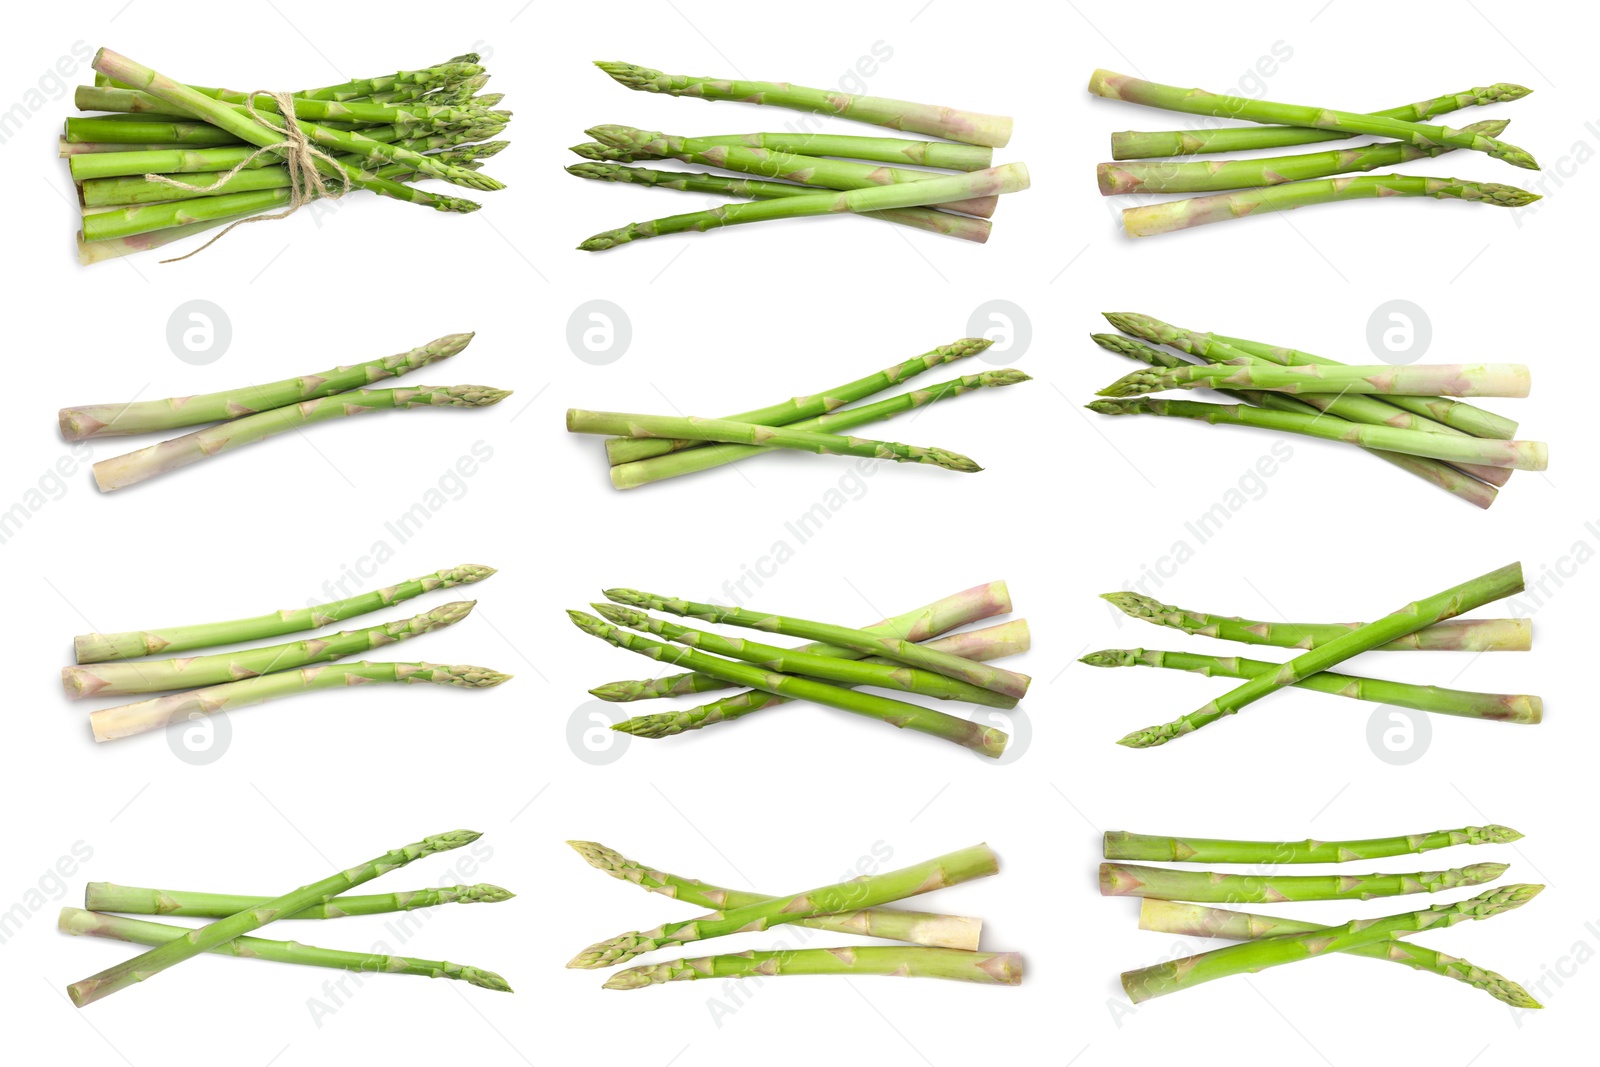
[1085,562,1540,747]
[1088,71,1541,236]
[570,582,1028,757]
[63,830,512,1006]
[567,841,1021,990]
[59,333,510,491]
[1088,313,1543,509]
[65,50,510,264]
[1101,824,1542,1006]
[567,337,1028,488]
[68,565,510,742]
[569,61,1026,250]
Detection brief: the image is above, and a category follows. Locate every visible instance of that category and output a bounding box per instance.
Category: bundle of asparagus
[64,830,512,1006]
[568,337,1028,487]
[68,564,511,742]
[1100,825,1542,1006]
[1087,71,1540,236]
[570,62,1025,250]
[1084,562,1540,748]
[1089,313,1543,509]
[567,841,1021,989]
[59,332,510,491]
[65,50,511,264]
[569,582,1029,757]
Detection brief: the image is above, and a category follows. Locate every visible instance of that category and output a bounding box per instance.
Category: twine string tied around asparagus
[143,90,347,262]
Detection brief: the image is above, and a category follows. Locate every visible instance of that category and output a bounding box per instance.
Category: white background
[1,1,1593,1064]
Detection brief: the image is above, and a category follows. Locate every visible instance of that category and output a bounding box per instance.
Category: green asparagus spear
[84,881,514,918]
[97,56,485,106]
[602,590,1031,700]
[596,62,1013,147]
[60,333,473,439]
[1100,361,1530,399]
[1088,397,1546,470]
[615,620,1029,738]
[568,612,1007,757]
[1100,860,1508,902]
[566,409,980,473]
[65,117,244,146]
[66,830,481,1007]
[579,163,1029,250]
[94,384,511,491]
[613,371,1028,489]
[59,908,510,992]
[568,843,1000,969]
[593,580,1011,702]
[1136,898,1538,1008]
[1110,83,1532,158]
[64,602,474,699]
[1101,590,1528,652]
[605,947,1022,989]
[1081,648,1541,724]
[604,338,989,465]
[1089,71,1538,170]
[90,660,511,742]
[1118,562,1527,746]
[75,563,495,663]
[1105,825,1523,864]
[565,162,993,243]
[686,131,992,170]
[592,602,1016,709]
[1121,175,1539,237]
[1121,884,1543,1003]
[567,841,980,949]
[77,85,503,137]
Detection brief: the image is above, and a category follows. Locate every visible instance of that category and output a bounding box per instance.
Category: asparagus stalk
[1101,362,1530,399]
[613,371,1029,490]
[579,162,1029,250]
[1099,120,1510,194]
[59,908,511,992]
[79,216,239,265]
[1081,648,1541,724]
[75,563,494,663]
[687,131,992,170]
[596,61,1013,148]
[602,589,1031,700]
[605,947,1022,989]
[93,384,511,491]
[594,580,1011,702]
[92,50,481,213]
[568,841,980,950]
[1100,861,1508,902]
[1088,397,1547,470]
[603,337,990,465]
[1121,883,1543,1003]
[1121,174,1539,237]
[65,118,244,146]
[568,843,1000,969]
[1110,83,1532,158]
[1136,899,1538,1008]
[1089,71,1538,170]
[84,881,514,918]
[1118,562,1527,747]
[77,85,503,137]
[1104,825,1524,864]
[81,187,303,243]
[66,830,481,1007]
[60,333,472,439]
[568,612,1007,757]
[64,602,475,700]
[1096,321,1515,487]
[566,409,981,473]
[584,126,998,216]
[90,660,511,742]
[615,620,1029,738]
[1100,590,1529,652]
[97,56,485,105]
[592,602,1017,709]
[565,162,993,243]
[62,137,221,155]
[1090,333,1504,504]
